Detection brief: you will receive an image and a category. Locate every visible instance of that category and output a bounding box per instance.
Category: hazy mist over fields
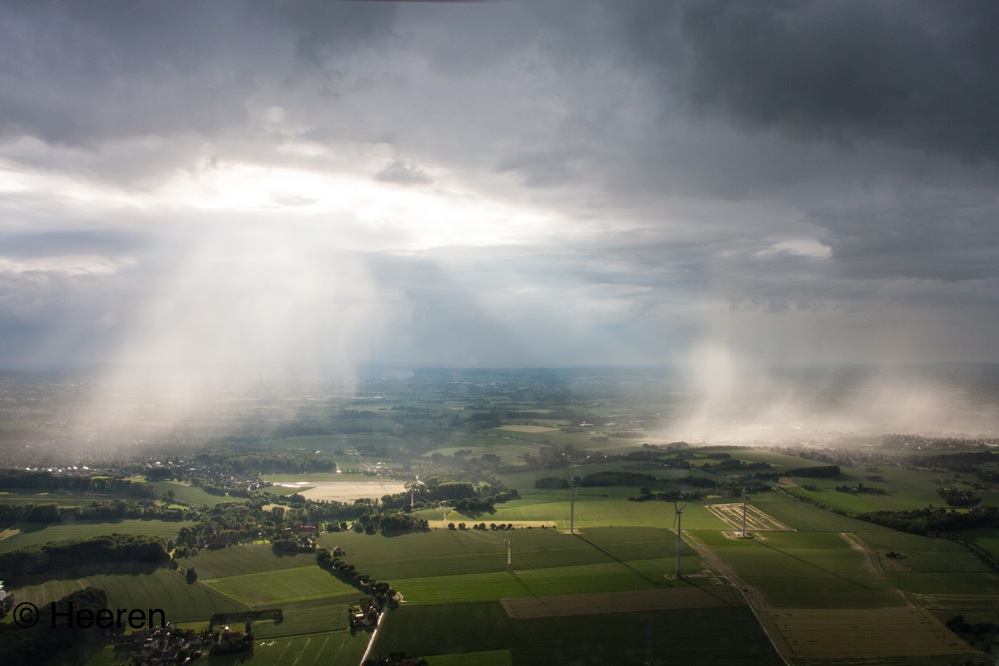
[2,1,999,442]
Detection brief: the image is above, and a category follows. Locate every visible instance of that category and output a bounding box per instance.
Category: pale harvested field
[762,607,982,663]
[496,425,558,433]
[276,481,408,502]
[501,585,743,619]
[707,503,793,532]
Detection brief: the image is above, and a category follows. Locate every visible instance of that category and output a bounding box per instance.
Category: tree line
[0,534,169,580]
[0,470,154,497]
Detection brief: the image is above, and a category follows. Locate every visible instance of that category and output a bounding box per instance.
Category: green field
[180,543,317,580]
[371,597,784,665]
[9,567,246,622]
[0,519,193,553]
[7,434,999,665]
[0,490,115,508]
[319,527,692,581]
[203,566,360,607]
[251,600,351,638]
[374,602,511,655]
[147,480,234,506]
[963,527,999,560]
[211,631,369,665]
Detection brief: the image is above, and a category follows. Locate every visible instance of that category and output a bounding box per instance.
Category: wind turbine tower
[566,466,576,535]
[673,502,685,578]
[504,537,513,572]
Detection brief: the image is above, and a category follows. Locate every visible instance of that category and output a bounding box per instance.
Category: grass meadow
[251,600,351,638]
[179,543,316,579]
[695,529,904,608]
[203,566,359,607]
[319,527,693,582]
[372,601,783,665]
[0,518,193,553]
[211,630,369,666]
[10,567,246,622]
[147,480,234,506]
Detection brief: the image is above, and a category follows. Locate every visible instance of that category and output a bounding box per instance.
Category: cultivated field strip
[707,503,794,532]
[0,519,193,554]
[500,585,743,619]
[914,593,999,612]
[762,607,982,663]
[11,568,246,621]
[180,543,316,579]
[203,566,358,606]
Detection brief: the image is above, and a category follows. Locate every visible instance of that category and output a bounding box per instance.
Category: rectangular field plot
[391,558,687,605]
[180,543,317,580]
[0,519,193,554]
[373,602,511,657]
[250,631,369,665]
[500,585,743,619]
[707,503,793,532]
[204,567,359,606]
[510,606,784,665]
[11,568,246,622]
[426,650,512,666]
[914,593,999,613]
[252,603,349,638]
[762,607,983,664]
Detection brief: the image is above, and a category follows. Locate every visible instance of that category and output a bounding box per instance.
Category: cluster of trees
[193,450,338,474]
[0,588,109,664]
[786,465,841,478]
[0,470,155,497]
[835,483,888,495]
[171,493,442,554]
[628,489,695,502]
[380,475,518,515]
[0,534,169,580]
[448,522,514,530]
[937,487,981,507]
[856,506,999,534]
[351,511,430,533]
[701,459,773,474]
[174,503,263,553]
[271,536,316,553]
[945,615,999,652]
[0,499,192,524]
[317,547,397,608]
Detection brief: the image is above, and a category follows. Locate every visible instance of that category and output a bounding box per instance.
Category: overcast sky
[2,0,999,376]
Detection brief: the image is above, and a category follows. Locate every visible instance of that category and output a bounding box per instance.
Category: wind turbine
[565,465,576,535]
[672,501,686,578]
[504,537,513,572]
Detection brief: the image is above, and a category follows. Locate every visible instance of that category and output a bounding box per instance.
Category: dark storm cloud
[811,186,999,282]
[622,0,999,162]
[1,0,999,373]
[0,0,397,146]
